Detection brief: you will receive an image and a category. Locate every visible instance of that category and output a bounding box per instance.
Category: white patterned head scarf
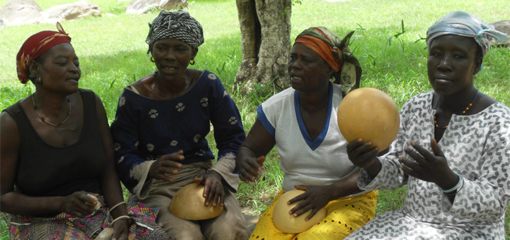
[146,10,204,53]
[426,11,508,57]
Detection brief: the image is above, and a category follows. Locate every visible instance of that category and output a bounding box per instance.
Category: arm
[94,94,128,239]
[443,123,510,221]
[198,76,248,206]
[111,89,183,199]
[289,169,362,220]
[236,119,275,182]
[1,111,96,217]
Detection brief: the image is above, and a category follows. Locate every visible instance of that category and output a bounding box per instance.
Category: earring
[150,57,155,62]
[190,59,195,65]
[36,77,42,84]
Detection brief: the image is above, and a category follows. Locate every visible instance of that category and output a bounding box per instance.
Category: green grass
[1,0,510,239]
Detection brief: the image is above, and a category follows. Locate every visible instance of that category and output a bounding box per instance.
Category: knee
[169,229,205,240]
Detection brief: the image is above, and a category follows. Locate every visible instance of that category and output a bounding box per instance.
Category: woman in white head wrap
[345,11,510,239]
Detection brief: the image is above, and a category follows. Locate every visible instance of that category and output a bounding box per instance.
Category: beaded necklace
[32,94,71,127]
[433,89,478,130]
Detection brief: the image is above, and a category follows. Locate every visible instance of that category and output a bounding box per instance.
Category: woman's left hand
[194,171,225,207]
[288,185,333,221]
[400,139,457,187]
[112,219,129,240]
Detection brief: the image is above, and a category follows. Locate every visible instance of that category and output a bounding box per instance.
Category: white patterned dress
[346,91,510,239]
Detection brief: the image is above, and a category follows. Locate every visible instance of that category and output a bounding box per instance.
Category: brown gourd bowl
[169,183,224,220]
[337,87,400,152]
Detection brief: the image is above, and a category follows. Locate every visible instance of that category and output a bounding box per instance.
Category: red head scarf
[16,22,71,83]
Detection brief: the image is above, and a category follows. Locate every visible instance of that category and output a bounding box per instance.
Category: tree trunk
[235,0,292,93]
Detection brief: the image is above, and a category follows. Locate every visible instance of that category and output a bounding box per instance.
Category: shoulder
[263,87,295,107]
[1,110,20,139]
[1,110,18,128]
[402,91,433,111]
[129,74,156,96]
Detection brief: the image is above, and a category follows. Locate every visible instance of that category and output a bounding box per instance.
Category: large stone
[491,20,510,47]
[40,0,101,24]
[126,0,187,14]
[0,0,42,26]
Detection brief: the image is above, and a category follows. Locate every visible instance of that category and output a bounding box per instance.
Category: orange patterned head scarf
[294,27,362,94]
[16,22,71,83]
[295,27,343,72]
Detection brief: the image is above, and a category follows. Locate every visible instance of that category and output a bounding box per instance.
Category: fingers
[347,138,364,152]
[399,156,422,173]
[410,142,437,161]
[403,146,427,166]
[291,201,312,217]
[348,140,378,168]
[239,156,263,182]
[160,150,185,163]
[193,177,204,184]
[202,174,224,207]
[288,190,307,204]
[294,185,308,192]
[430,139,445,157]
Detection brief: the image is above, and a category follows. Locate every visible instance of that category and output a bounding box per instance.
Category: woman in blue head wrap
[345,11,510,239]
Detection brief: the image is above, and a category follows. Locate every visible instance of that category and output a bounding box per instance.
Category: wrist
[365,158,382,177]
[437,172,461,192]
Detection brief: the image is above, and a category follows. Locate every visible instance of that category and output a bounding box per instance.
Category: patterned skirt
[9,201,169,240]
[249,190,378,240]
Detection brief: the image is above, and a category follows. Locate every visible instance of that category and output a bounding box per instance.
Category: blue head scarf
[426,11,508,57]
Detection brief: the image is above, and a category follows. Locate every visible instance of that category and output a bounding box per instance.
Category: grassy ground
[1,0,510,239]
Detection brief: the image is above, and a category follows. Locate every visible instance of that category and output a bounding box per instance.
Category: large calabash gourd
[337,88,400,151]
[272,190,327,233]
[169,183,224,220]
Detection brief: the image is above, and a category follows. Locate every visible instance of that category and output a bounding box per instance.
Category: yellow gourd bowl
[272,190,327,233]
[337,88,400,151]
[169,183,224,220]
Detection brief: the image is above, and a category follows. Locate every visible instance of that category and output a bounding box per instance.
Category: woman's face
[33,43,81,94]
[288,43,333,93]
[427,35,481,96]
[152,38,197,80]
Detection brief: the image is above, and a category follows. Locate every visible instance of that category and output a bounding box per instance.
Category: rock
[0,0,42,26]
[126,0,187,14]
[40,0,101,24]
[491,20,510,47]
[0,19,5,30]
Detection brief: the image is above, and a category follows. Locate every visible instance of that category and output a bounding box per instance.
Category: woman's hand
[112,219,129,240]
[237,154,265,183]
[148,150,185,182]
[194,171,225,207]
[288,185,334,221]
[346,138,379,168]
[60,191,98,217]
[400,139,458,189]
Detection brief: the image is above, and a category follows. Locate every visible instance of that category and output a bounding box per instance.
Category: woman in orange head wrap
[236,27,376,240]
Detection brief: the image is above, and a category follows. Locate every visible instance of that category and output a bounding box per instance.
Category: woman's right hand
[60,191,98,217]
[237,154,265,183]
[148,150,185,182]
[346,138,379,169]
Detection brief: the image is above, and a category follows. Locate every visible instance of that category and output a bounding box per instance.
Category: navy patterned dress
[111,70,245,195]
[346,91,510,239]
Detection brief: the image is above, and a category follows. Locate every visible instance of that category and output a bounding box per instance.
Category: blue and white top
[111,70,245,196]
[258,82,359,193]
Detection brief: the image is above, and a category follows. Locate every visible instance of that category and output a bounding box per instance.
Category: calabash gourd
[337,88,400,151]
[272,190,327,233]
[169,183,224,220]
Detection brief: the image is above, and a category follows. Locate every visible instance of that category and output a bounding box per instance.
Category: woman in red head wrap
[1,23,168,240]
